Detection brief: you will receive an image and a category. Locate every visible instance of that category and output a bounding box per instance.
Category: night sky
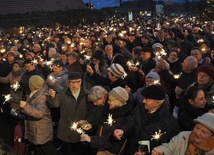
[82,0,119,9]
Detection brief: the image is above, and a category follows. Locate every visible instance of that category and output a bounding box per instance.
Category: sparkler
[2,94,12,104]
[174,73,182,79]
[11,81,20,91]
[48,75,57,83]
[151,130,166,141]
[70,122,85,134]
[104,114,115,126]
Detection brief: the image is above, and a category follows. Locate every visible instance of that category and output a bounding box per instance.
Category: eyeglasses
[109,71,119,79]
[69,80,81,84]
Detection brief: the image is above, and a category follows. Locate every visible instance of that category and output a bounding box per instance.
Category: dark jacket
[120,102,180,155]
[22,87,53,145]
[48,87,88,143]
[90,100,134,154]
[178,98,214,131]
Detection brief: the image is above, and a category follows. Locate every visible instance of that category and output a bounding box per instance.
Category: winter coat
[120,102,180,155]
[178,100,214,131]
[158,131,214,155]
[0,68,24,109]
[66,61,84,77]
[89,72,127,90]
[21,87,53,145]
[45,67,68,92]
[90,100,134,154]
[48,87,88,143]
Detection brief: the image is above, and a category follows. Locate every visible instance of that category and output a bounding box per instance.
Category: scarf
[185,132,214,155]
[12,68,24,77]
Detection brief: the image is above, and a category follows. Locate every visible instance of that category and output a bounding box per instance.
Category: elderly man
[48,72,88,155]
[113,85,180,155]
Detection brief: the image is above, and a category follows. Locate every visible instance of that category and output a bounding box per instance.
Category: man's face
[191,49,202,62]
[140,52,151,61]
[52,65,63,76]
[69,79,82,92]
[25,63,35,72]
[142,98,158,112]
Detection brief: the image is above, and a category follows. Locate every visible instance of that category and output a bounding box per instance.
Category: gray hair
[186,56,198,70]
[88,86,108,102]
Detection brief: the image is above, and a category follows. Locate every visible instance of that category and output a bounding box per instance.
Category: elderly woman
[20,75,57,155]
[191,65,214,105]
[151,113,214,155]
[80,86,133,155]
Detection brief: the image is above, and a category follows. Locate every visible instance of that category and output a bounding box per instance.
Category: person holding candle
[151,113,214,155]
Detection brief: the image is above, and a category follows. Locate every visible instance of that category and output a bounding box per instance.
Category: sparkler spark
[151,130,166,140]
[104,114,115,126]
[70,122,85,134]
[49,75,57,82]
[11,81,20,91]
[2,94,12,104]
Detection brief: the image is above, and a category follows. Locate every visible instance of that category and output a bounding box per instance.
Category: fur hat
[109,86,129,103]
[108,63,125,77]
[29,75,44,90]
[141,85,165,100]
[152,43,163,50]
[146,72,160,81]
[68,72,81,80]
[194,113,214,132]
[197,65,214,80]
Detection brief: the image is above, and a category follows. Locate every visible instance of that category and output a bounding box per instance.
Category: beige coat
[22,87,53,145]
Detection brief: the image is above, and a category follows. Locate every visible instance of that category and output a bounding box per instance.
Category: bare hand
[86,65,94,75]
[80,133,91,142]
[151,147,163,155]
[113,129,124,140]
[49,89,56,98]
[134,152,143,155]
[20,101,26,108]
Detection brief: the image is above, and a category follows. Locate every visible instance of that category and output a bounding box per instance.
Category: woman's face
[189,90,206,109]
[93,96,106,106]
[197,72,211,86]
[192,123,214,144]
[169,51,178,61]
[108,94,123,109]
[13,64,21,72]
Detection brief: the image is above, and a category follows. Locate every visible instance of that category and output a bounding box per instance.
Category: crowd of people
[0,14,214,155]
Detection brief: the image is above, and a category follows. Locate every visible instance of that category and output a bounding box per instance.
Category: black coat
[178,100,214,131]
[120,102,180,155]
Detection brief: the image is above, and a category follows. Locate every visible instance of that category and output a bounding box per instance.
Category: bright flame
[3,94,12,104]
[104,114,115,126]
[151,130,166,140]
[11,81,20,91]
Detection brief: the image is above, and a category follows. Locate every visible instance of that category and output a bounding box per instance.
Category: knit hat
[68,72,81,80]
[14,60,23,68]
[109,86,129,103]
[141,34,150,40]
[141,85,165,100]
[141,47,153,53]
[194,113,214,132]
[108,63,125,77]
[152,43,163,50]
[29,75,44,90]
[172,42,181,49]
[146,72,160,81]
[197,65,214,80]
[92,49,103,61]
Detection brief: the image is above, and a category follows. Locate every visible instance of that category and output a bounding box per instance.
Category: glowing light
[2,94,12,104]
[151,130,166,140]
[49,75,57,82]
[104,114,115,126]
[11,81,20,91]
[70,122,85,134]
[174,73,182,79]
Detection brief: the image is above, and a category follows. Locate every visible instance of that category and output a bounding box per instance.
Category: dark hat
[14,60,23,68]
[141,34,150,40]
[132,46,142,55]
[141,47,153,53]
[141,85,165,100]
[197,65,214,80]
[92,50,103,61]
[52,60,63,68]
[166,39,175,45]
[172,42,181,49]
[176,32,185,40]
[68,72,81,80]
